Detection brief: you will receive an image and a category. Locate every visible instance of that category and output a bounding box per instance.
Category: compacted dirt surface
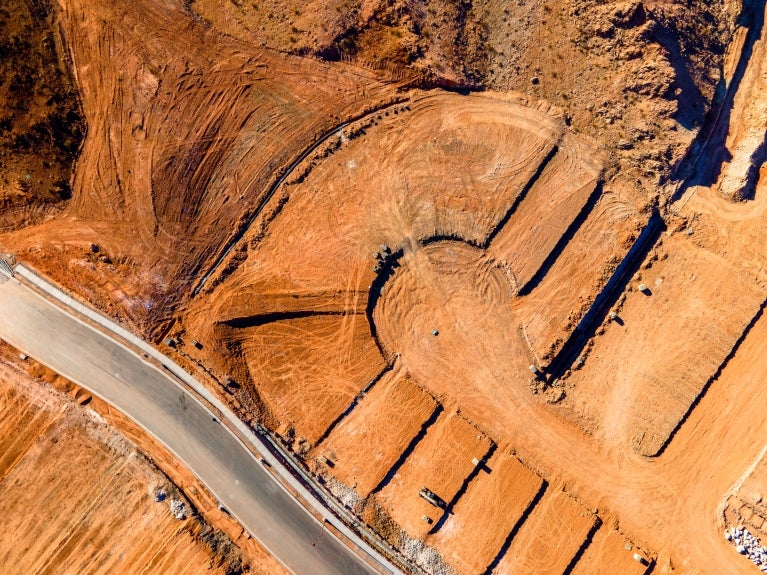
[0,343,278,575]
[6,0,767,573]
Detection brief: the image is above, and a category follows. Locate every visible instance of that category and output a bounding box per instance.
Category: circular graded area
[373,240,524,401]
[186,92,573,446]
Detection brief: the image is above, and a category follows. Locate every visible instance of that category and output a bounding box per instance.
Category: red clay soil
[2,0,399,334]
[0,358,250,575]
[176,85,667,574]
[3,0,764,573]
[488,132,603,289]
[493,488,598,575]
[428,448,545,574]
[559,232,765,456]
[570,525,651,575]
[312,363,439,498]
[184,91,637,450]
[240,313,385,446]
[374,411,493,539]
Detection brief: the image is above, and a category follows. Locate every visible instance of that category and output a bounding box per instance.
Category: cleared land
[240,313,385,445]
[0,355,245,575]
[184,90,633,453]
[493,488,598,575]
[488,132,602,291]
[3,0,767,573]
[313,365,439,498]
[570,526,651,575]
[3,0,397,334]
[375,411,493,539]
[559,232,765,456]
[428,449,545,575]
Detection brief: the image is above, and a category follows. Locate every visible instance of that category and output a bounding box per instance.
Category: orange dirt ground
[725,449,767,544]
[559,232,766,456]
[312,363,439,498]
[374,411,493,539]
[2,0,400,334]
[493,488,597,575]
[570,525,651,575]
[4,0,767,573]
[0,353,252,575]
[428,449,545,575]
[240,313,385,445]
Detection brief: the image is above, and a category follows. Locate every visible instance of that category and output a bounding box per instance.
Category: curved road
[0,273,384,575]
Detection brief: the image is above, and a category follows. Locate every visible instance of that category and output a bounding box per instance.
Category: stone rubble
[169,498,187,520]
[726,526,767,571]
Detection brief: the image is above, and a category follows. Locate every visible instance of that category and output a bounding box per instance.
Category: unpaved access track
[2,0,401,333]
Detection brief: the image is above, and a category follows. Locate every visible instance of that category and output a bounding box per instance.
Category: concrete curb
[14,264,402,575]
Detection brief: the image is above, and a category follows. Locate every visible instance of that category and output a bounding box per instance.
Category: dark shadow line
[369,404,444,495]
[562,515,603,575]
[546,209,665,378]
[670,0,765,198]
[518,180,603,296]
[482,478,549,575]
[483,144,560,249]
[366,249,404,355]
[428,443,497,534]
[737,131,767,200]
[221,309,354,329]
[651,295,767,457]
[420,233,481,248]
[313,363,395,448]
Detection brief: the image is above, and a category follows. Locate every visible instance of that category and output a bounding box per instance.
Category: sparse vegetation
[0,0,83,216]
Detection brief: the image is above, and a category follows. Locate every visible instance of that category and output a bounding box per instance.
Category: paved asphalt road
[0,275,379,575]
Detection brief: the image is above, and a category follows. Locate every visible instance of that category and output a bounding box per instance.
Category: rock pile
[725,526,767,571]
[169,498,187,520]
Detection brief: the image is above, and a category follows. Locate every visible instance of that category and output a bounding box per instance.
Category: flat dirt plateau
[7,0,767,573]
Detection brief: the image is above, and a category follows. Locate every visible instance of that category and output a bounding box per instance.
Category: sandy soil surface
[559,232,765,456]
[725,452,767,548]
[240,313,385,445]
[713,2,767,200]
[428,449,544,574]
[1,0,399,336]
[175,73,756,574]
[493,488,597,574]
[1,0,764,573]
[375,411,493,539]
[183,90,637,446]
[312,363,439,498]
[0,351,254,575]
[190,0,733,193]
[570,525,651,575]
